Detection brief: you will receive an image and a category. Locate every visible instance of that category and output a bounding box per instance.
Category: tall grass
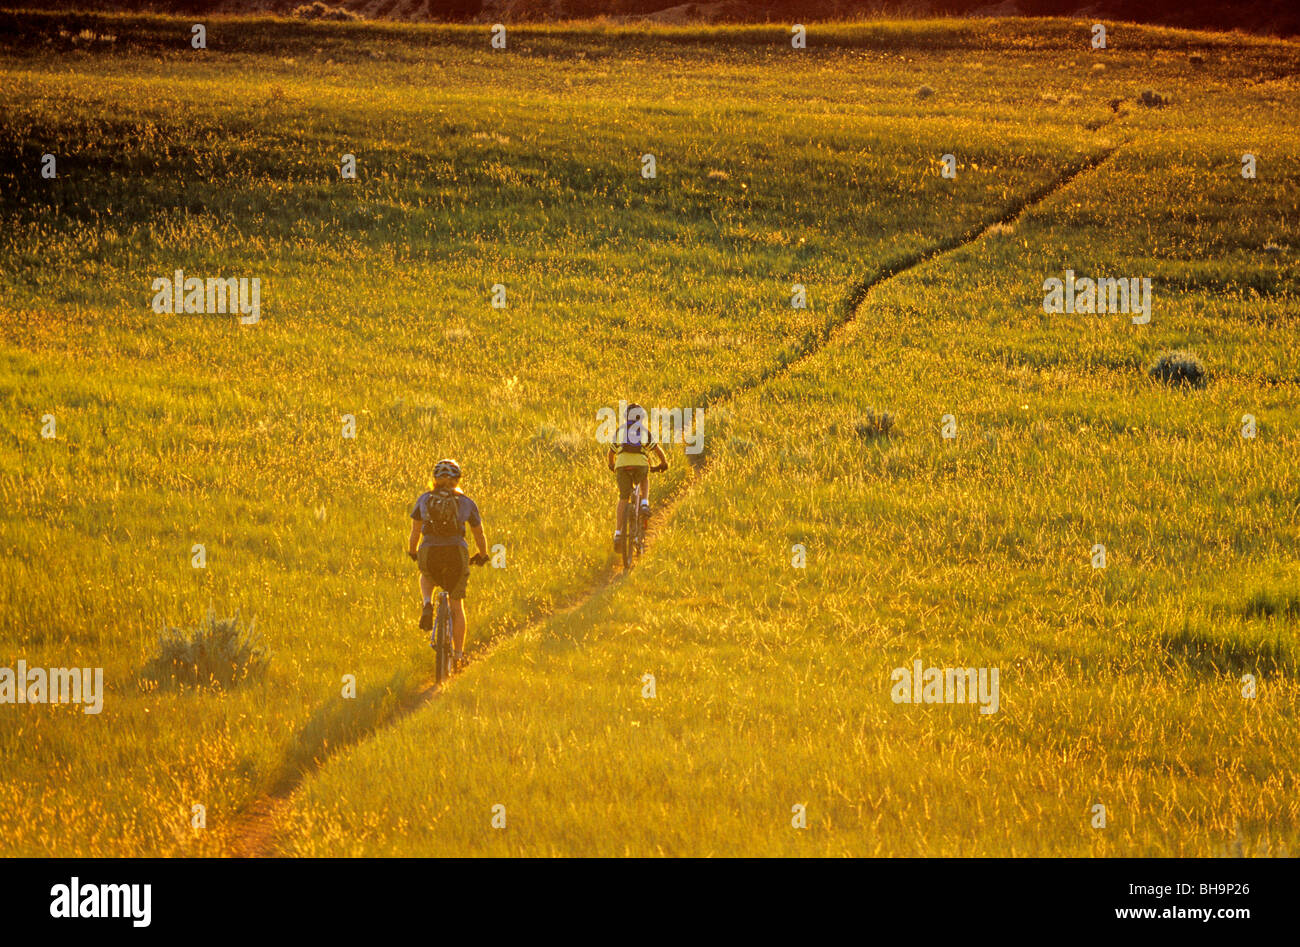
[2,12,1297,856]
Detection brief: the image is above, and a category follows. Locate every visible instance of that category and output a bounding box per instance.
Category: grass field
[1,11,1297,856]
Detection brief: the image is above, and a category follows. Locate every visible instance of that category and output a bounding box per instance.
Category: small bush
[145,611,268,689]
[854,410,896,439]
[1138,89,1170,107]
[1148,350,1207,389]
[292,3,360,20]
[915,85,934,99]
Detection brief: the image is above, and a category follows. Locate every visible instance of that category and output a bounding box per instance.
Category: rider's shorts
[418,543,470,600]
[616,465,648,501]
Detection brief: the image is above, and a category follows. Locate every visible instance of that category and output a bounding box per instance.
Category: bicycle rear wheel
[632,509,643,559]
[622,487,636,571]
[633,490,645,558]
[434,593,452,683]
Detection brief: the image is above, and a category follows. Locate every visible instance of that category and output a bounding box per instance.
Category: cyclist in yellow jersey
[607,403,668,551]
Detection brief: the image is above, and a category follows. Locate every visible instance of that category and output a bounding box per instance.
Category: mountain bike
[620,462,667,571]
[425,553,488,684]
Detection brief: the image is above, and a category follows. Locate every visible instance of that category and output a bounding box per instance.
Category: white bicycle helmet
[433,458,462,480]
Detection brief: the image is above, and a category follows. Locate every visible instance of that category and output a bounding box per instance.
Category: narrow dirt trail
[223,146,1120,857]
[223,477,692,856]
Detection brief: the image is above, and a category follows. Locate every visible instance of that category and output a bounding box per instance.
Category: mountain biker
[407,458,489,669]
[607,403,668,551]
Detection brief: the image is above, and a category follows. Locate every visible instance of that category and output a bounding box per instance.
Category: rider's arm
[607,447,617,471]
[651,444,668,467]
[470,522,488,557]
[408,518,422,556]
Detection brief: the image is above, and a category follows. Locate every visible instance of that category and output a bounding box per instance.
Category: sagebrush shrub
[145,611,268,689]
[854,410,896,439]
[1149,350,1207,389]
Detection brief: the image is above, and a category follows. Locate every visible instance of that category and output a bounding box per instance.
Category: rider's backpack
[620,417,649,454]
[424,488,461,538]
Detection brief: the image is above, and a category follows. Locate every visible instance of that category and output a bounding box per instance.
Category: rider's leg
[418,559,435,630]
[450,598,467,653]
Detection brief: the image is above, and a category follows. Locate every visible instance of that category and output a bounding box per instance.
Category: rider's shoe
[613,530,623,552]
[453,650,466,672]
[419,601,433,631]
[639,499,651,519]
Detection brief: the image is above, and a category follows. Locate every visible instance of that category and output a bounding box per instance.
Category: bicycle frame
[622,480,645,570]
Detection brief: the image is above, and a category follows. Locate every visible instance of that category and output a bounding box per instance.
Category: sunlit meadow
[1,11,1296,855]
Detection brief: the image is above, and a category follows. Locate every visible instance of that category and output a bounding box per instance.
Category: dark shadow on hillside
[6,1,1300,36]
[1243,588,1300,621]
[1157,623,1294,678]
[269,667,412,794]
